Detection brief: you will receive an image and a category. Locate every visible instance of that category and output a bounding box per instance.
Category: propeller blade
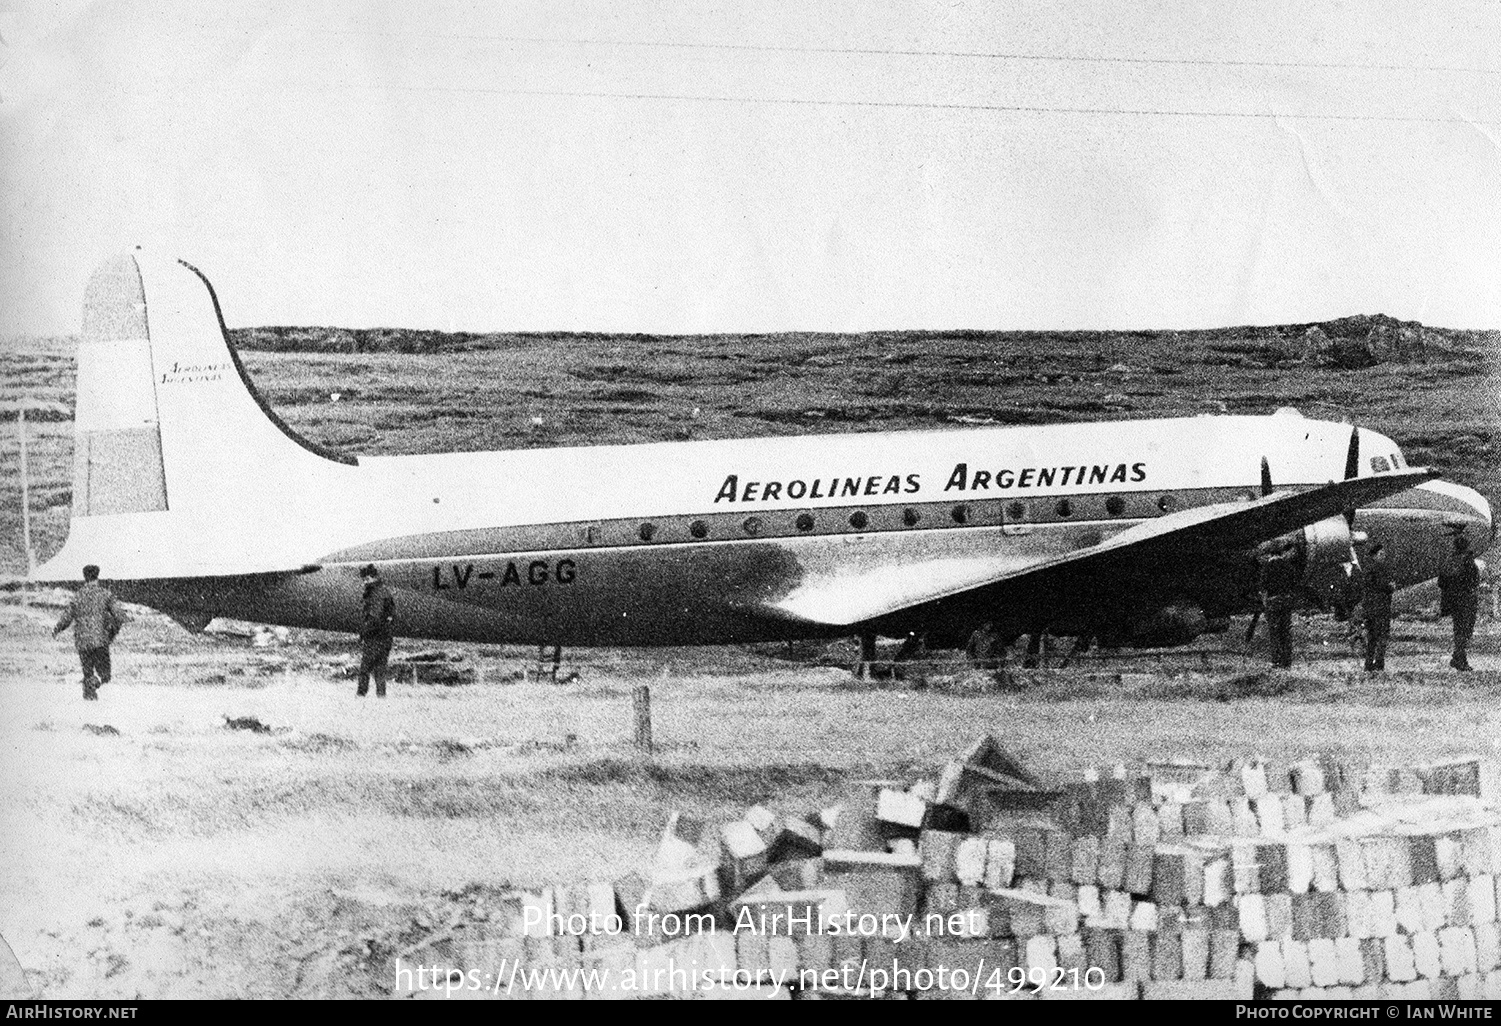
[1244,610,1262,643]
[1343,427,1361,526]
[1260,457,1273,497]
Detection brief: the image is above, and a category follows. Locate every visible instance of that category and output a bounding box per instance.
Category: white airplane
[35,252,1494,659]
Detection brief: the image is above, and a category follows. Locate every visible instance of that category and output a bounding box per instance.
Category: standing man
[1259,539,1301,669]
[53,564,125,701]
[1437,534,1480,671]
[357,564,397,697]
[1360,543,1396,673]
[1022,631,1045,669]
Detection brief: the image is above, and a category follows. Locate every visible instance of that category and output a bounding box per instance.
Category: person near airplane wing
[1257,539,1301,669]
[1438,535,1481,671]
[1359,543,1395,673]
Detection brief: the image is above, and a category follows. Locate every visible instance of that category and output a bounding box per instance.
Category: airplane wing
[769,468,1438,629]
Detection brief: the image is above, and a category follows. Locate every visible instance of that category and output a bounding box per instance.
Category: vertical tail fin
[39,251,355,580]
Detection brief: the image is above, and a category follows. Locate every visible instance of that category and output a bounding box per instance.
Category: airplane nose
[1417,480,1494,554]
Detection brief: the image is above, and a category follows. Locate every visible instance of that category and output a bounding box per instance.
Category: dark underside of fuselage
[100,488,1477,649]
[109,525,1256,649]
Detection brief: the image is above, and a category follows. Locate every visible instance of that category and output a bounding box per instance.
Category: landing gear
[852,631,927,680]
[1022,633,1044,669]
[854,631,877,679]
[892,631,926,664]
[536,643,563,682]
[1057,635,1093,669]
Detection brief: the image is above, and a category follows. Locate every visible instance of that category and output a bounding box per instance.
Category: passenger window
[1370,456,1391,473]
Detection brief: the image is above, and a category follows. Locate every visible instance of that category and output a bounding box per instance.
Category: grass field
[3,591,1499,998]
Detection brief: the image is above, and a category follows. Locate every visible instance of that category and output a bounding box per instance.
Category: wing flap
[772,553,1023,626]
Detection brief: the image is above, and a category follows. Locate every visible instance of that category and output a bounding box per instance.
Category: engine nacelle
[1260,516,1358,576]
[1299,516,1357,572]
[1265,516,1361,615]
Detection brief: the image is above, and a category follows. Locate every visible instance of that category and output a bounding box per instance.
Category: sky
[1,0,1498,336]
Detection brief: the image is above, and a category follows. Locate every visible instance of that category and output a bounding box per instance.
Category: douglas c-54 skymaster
[36,252,1495,658]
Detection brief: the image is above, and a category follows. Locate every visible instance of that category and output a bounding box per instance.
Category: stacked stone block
[396,747,1499,1000]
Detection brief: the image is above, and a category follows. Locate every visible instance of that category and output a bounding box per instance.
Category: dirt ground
[2,590,1498,999]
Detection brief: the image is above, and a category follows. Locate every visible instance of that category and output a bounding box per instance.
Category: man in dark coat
[357,564,397,697]
[1360,543,1396,672]
[1259,540,1301,669]
[53,564,125,701]
[1437,534,1480,671]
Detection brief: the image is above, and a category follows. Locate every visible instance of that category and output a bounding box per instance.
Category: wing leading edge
[769,468,1439,629]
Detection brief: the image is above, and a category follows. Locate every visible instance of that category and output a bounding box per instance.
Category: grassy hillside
[2,316,1497,573]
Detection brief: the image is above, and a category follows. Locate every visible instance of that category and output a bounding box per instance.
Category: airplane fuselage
[108,414,1490,647]
[39,252,1495,651]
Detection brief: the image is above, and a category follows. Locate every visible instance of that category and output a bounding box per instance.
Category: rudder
[72,253,169,515]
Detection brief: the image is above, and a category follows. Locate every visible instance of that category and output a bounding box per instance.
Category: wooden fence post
[633,685,653,756]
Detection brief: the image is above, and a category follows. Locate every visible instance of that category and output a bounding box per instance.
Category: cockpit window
[1391,453,1404,468]
[1370,456,1391,473]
